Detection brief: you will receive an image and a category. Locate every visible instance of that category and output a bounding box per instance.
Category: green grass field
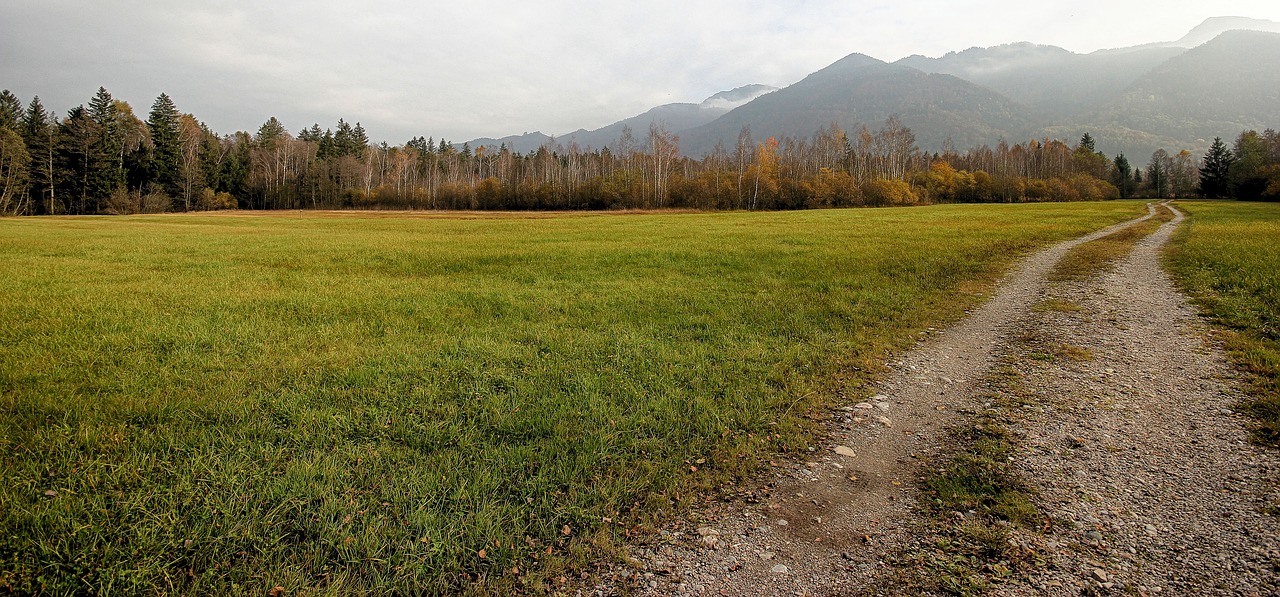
[1167,200,1280,447]
[0,203,1146,594]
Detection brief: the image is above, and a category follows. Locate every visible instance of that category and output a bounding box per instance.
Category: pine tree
[352,122,368,157]
[1078,132,1096,154]
[1112,153,1132,198]
[334,119,355,156]
[254,117,287,148]
[0,89,22,131]
[21,96,57,213]
[319,129,335,159]
[147,93,182,195]
[1199,137,1233,198]
[57,106,106,213]
[86,87,124,194]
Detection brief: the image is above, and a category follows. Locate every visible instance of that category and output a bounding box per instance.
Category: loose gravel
[994,204,1280,596]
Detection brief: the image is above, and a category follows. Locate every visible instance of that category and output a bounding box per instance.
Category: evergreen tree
[297,124,322,143]
[334,119,356,156]
[352,122,368,157]
[223,131,252,202]
[319,129,335,159]
[1078,132,1096,154]
[1112,153,1133,198]
[147,93,182,195]
[21,96,57,214]
[0,89,22,131]
[254,117,287,148]
[86,87,124,193]
[1199,137,1233,198]
[56,106,108,213]
[1072,131,1109,178]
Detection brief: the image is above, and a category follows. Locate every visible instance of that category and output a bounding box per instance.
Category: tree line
[1,87,1276,216]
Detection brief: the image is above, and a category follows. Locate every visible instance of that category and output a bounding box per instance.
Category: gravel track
[993,203,1280,596]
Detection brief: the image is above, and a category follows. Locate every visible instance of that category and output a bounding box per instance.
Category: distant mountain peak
[700,84,777,110]
[1174,16,1280,47]
[827,52,886,69]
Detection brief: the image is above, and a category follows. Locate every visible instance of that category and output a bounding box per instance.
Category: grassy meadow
[0,203,1146,594]
[1167,200,1280,447]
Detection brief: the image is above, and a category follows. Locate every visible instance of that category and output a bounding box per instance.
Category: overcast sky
[4,1,1279,145]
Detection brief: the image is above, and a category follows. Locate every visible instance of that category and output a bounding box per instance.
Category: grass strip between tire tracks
[1048,202,1176,283]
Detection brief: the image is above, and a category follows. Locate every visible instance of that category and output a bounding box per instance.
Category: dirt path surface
[590,204,1279,596]
[991,204,1280,596]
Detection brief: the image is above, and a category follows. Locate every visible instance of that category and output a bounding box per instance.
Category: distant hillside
[470,85,776,154]
[896,44,1185,119]
[467,131,556,155]
[678,53,1038,156]
[1089,30,1280,151]
[1157,15,1280,48]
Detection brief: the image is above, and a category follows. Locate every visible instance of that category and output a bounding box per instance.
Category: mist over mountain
[469,17,1280,161]
[676,54,1037,156]
[1149,15,1280,48]
[895,44,1184,120]
[1089,30,1280,147]
[470,85,776,154]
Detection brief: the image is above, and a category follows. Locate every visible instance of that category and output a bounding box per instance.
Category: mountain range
[469,17,1280,160]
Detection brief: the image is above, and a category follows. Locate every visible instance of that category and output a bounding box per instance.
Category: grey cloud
[3,0,1278,145]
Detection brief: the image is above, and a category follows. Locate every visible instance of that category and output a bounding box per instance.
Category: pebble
[876,416,893,427]
[770,564,789,574]
[833,445,856,457]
